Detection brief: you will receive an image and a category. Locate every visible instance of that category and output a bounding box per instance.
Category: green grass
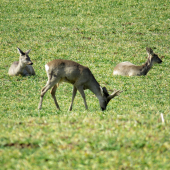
[0,0,170,169]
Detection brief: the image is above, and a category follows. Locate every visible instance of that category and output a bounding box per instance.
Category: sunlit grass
[0,0,170,169]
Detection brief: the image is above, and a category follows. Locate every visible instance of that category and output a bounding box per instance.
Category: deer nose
[30,62,33,65]
[101,107,106,111]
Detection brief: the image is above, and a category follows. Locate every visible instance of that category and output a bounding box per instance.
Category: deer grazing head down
[38,59,122,111]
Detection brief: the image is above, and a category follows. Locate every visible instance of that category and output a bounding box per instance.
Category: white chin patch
[45,64,49,72]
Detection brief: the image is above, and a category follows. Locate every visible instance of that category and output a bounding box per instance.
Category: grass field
[0,0,170,169]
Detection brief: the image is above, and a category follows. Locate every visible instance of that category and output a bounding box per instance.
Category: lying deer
[8,48,35,76]
[113,47,162,76]
[38,59,122,111]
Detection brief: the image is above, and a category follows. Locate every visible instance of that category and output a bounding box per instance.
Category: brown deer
[38,59,122,111]
[113,47,162,76]
[8,48,35,76]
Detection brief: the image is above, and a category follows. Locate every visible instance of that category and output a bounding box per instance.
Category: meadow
[0,0,170,169]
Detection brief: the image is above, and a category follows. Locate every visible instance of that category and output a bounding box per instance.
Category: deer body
[113,48,162,76]
[38,59,122,111]
[8,48,35,76]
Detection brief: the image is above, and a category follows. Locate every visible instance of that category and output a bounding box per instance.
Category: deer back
[46,59,95,86]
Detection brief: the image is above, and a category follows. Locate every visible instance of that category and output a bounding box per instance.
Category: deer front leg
[77,86,88,110]
[69,86,77,111]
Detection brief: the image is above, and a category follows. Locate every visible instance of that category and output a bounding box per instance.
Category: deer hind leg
[38,77,60,110]
[38,83,54,110]
[50,84,60,110]
[76,86,88,110]
[69,86,77,111]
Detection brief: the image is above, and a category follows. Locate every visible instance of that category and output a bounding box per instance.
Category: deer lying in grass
[113,47,162,76]
[8,48,35,76]
[38,59,122,111]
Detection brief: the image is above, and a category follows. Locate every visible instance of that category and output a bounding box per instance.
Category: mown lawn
[0,0,170,169]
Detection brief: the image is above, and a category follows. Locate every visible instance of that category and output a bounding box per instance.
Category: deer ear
[146,47,153,55]
[17,47,25,55]
[107,90,123,102]
[102,87,109,97]
[25,49,31,54]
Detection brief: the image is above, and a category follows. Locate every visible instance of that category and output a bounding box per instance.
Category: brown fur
[8,48,35,76]
[38,59,122,111]
[113,47,162,76]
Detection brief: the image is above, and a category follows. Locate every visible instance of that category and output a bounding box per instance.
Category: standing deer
[8,48,35,76]
[113,47,162,76]
[38,59,122,111]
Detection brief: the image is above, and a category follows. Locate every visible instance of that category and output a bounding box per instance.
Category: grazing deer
[113,47,162,76]
[38,59,122,111]
[8,48,35,76]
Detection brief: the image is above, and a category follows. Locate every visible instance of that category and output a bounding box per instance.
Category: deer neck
[15,61,26,75]
[140,57,152,75]
[88,78,103,100]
